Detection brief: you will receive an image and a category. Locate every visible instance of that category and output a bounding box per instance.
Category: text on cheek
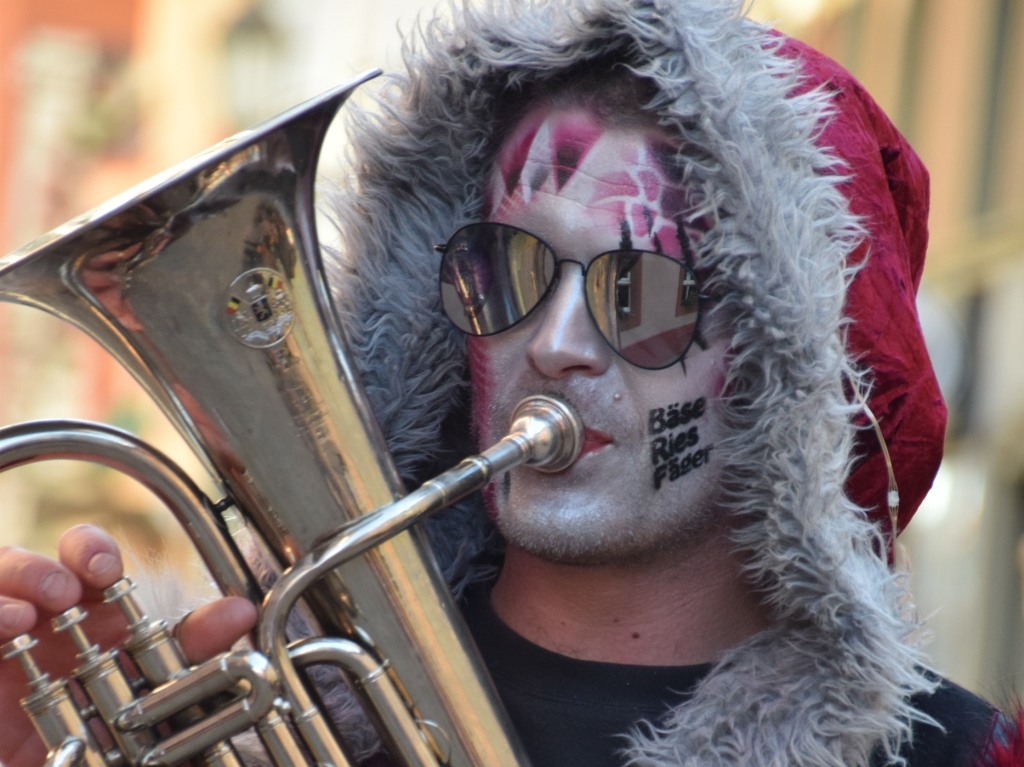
[648,398,705,435]
[648,398,712,490]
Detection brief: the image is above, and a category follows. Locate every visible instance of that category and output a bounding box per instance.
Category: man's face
[469,106,729,565]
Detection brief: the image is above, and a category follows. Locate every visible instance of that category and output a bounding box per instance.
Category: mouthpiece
[508,395,583,472]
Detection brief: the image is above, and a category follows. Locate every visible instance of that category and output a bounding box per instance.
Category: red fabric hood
[781,37,946,544]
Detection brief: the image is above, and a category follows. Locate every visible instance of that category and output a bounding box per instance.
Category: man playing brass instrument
[0,0,1015,765]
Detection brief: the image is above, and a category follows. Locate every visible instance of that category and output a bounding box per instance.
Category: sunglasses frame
[436,222,705,371]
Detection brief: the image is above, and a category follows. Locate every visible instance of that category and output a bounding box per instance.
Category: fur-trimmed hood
[325,1,946,765]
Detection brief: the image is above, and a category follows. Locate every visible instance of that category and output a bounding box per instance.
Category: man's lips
[579,427,614,458]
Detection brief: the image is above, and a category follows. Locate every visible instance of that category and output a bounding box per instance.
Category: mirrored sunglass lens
[439,224,555,335]
[586,251,700,369]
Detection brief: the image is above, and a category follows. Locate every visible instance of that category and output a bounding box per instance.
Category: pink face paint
[497,116,543,197]
[486,108,704,261]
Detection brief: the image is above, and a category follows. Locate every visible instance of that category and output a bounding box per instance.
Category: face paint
[487,109,707,263]
[471,107,728,565]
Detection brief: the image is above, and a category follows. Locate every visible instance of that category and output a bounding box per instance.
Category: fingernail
[88,552,116,577]
[0,603,28,631]
[40,571,69,601]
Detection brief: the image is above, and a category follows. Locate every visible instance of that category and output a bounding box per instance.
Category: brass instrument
[0,72,582,767]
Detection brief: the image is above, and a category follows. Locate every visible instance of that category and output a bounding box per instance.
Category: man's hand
[0,525,257,767]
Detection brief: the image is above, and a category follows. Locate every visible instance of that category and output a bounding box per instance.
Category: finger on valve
[174,597,258,664]
[0,528,129,703]
[0,546,79,742]
[57,525,126,595]
[0,546,82,621]
[0,525,255,767]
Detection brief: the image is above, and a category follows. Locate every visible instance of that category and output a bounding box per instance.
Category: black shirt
[460,585,998,767]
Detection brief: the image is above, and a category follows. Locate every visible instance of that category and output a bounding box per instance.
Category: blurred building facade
[0,0,1022,702]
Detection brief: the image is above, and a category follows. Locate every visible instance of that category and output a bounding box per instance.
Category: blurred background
[0,0,1022,706]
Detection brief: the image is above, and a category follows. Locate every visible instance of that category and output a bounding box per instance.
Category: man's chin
[492,492,726,568]
[488,460,727,566]
[494,510,680,567]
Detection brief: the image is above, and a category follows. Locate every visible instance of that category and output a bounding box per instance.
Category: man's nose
[526,263,612,379]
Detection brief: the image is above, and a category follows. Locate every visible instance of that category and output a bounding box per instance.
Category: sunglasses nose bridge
[551,257,585,281]
[526,259,613,379]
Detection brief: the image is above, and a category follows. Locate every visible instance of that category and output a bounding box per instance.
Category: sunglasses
[437,222,702,370]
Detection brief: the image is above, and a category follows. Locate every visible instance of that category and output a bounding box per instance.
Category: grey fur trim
[323,0,936,765]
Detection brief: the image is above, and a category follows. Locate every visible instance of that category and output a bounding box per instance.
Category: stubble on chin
[490,430,725,567]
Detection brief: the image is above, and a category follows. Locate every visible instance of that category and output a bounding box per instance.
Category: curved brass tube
[0,420,261,606]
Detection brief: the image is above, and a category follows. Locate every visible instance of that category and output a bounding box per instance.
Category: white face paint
[470,107,729,565]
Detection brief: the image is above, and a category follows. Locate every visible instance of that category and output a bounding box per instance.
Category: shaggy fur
[313,0,938,765]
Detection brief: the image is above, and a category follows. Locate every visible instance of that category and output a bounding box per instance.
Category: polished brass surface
[1,637,108,767]
[52,608,155,764]
[291,638,440,767]
[106,579,189,687]
[105,579,246,767]
[0,421,260,604]
[0,73,582,767]
[120,651,279,767]
[43,737,90,767]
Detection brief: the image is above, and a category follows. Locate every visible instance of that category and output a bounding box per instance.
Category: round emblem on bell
[225,268,295,348]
